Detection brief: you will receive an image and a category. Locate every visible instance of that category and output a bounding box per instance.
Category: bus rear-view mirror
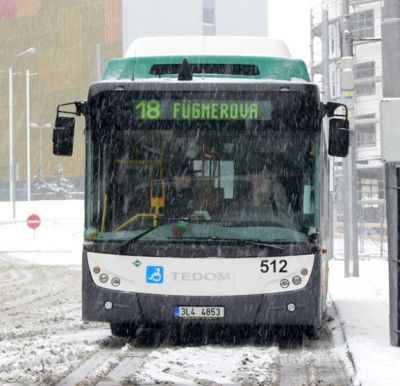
[328,118,349,158]
[53,116,75,156]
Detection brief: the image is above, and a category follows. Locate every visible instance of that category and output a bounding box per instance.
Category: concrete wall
[122,0,203,53]
[215,0,268,36]
[122,0,268,54]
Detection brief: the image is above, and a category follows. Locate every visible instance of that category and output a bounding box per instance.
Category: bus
[53,37,349,338]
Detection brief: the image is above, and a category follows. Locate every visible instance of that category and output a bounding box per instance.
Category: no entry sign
[27,214,41,230]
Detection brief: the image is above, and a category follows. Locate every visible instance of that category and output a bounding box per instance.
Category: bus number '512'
[260,259,288,273]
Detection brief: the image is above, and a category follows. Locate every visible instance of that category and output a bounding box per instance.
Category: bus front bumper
[82,252,322,327]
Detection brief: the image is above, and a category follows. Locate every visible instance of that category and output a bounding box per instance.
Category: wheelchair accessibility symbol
[146,266,164,284]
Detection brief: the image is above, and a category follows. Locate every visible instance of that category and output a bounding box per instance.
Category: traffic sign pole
[26,214,41,240]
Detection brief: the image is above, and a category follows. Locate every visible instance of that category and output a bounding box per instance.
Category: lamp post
[25,70,37,201]
[9,47,35,218]
[30,123,51,183]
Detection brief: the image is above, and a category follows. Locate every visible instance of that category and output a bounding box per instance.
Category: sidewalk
[329,239,400,386]
[0,200,83,265]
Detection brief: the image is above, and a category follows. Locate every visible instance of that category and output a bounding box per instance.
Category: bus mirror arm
[56,101,88,117]
[323,101,348,120]
[53,101,87,157]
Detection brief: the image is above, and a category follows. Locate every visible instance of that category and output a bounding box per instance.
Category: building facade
[122,0,269,53]
[311,0,385,245]
[0,0,122,197]
[1,0,268,199]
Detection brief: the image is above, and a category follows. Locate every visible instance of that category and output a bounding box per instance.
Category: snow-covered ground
[0,200,399,385]
[329,258,400,386]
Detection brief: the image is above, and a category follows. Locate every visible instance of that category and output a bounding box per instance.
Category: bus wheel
[110,323,137,337]
[304,325,319,340]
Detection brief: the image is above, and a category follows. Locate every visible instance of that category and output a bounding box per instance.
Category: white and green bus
[53,37,349,337]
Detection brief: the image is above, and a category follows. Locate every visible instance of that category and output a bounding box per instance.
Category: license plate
[174,306,225,319]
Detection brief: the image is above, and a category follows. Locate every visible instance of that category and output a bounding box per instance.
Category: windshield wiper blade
[169,236,284,250]
[222,220,286,228]
[117,217,190,252]
[222,220,301,232]
[117,217,216,252]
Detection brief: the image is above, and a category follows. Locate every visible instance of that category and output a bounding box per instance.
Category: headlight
[99,273,109,283]
[292,275,302,285]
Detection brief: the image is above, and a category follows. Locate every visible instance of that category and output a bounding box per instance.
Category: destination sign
[133,99,272,121]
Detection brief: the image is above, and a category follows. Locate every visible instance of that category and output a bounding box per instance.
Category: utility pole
[382,0,400,347]
[96,43,103,81]
[341,0,359,277]
[322,8,335,261]
[310,9,314,82]
[26,70,31,201]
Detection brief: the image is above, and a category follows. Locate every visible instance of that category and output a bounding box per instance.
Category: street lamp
[30,122,51,186]
[9,47,35,218]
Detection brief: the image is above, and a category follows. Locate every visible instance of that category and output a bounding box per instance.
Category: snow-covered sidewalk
[329,257,400,386]
[0,200,83,265]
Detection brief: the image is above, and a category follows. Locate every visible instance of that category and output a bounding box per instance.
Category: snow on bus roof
[125,36,291,59]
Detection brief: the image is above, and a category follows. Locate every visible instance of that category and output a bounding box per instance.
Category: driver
[167,161,196,218]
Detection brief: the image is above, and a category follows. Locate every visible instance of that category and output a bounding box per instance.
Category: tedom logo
[146,266,164,284]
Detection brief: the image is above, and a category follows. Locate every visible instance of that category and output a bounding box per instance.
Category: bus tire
[110,323,137,337]
[304,325,319,340]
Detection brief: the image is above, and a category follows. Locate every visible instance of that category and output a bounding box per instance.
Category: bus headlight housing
[280,279,289,288]
[292,275,302,285]
[99,273,109,283]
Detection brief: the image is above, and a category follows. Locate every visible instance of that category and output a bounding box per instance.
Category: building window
[356,113,376,120]
[331,70,336,96]
[350,9,374,39]
[203,0,215,35]
[203,24,216,35]
[356,123,376,147]
[329,24,336,55]
[355,81,376,96]
[355,61,375,79]
[203,7,214,24]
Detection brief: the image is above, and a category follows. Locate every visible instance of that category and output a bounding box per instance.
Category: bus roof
[125,36,291,58]
[102,36,310,83]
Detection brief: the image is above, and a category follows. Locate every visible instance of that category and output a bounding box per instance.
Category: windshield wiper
[222,220,301,232]
[117,217,213,252]
[222,220,284,227]
[168,236,285,250]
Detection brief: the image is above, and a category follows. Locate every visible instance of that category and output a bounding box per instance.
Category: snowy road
[0,252,355,386]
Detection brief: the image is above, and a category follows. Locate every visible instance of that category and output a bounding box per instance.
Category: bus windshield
[85,90,321,245]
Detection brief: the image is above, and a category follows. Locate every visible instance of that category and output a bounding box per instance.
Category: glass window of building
[355,61,375,79]
[355,81,376,96]
[356,123,376,147]
[350,9,374,39]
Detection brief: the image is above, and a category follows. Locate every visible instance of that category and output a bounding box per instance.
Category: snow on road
[0,200,398,385]
[0,246,353,385]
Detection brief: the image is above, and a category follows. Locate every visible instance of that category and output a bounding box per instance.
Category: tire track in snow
[0,252,354,386]
[0,252,81,334]
[0,254,79,315]
[55,310,354,386]
[55,344,150,386]
[279,301,355,386]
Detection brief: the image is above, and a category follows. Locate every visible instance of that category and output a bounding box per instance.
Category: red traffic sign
[27,214,41,230]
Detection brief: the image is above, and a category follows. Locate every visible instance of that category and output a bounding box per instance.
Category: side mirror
[328,118,349,157]
[53,116,75,156]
